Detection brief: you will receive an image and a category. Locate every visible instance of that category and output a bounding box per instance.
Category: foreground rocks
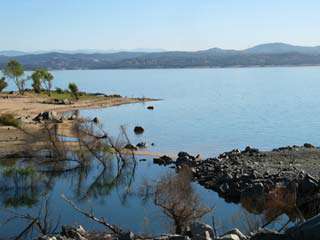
[38,214,320,240]
[153,145,320,219]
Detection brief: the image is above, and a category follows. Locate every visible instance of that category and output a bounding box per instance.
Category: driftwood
[61,194,123,235]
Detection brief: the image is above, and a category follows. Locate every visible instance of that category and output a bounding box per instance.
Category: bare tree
[2,198,60,240]
[140,167,212,234]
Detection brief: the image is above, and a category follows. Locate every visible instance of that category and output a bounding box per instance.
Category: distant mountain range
[1,43,320,70]
[0,48,166,57]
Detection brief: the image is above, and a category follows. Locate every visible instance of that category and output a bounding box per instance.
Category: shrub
[55,87,63,94]
[68,83,79,100]
[0,77,8,92]
[0,114,21,128]
[32,77,41,94]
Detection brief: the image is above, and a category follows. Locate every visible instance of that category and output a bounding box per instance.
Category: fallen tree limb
[61,194,123,235]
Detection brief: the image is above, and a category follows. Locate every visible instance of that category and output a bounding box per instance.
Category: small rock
[136,142,147,148]
[134,126,144,134]
[92,117,99,124]
[303,143,315,148]
[124,144,138,151]
[154,155,173,165]
[147,106,154,110]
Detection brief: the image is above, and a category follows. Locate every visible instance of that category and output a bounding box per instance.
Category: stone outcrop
[33,111,63,123]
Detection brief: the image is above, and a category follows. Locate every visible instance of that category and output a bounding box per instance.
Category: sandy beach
[0,92,156,118]
[0,92,158,156]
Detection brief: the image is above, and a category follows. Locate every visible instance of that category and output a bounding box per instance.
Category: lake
[1,67,320,238]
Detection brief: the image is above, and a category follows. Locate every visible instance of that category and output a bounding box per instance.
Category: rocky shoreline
[155,144,320,220]
[39,214,320,240]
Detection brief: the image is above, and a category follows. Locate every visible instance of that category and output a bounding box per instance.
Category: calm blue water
[1,67,319,238]
[57,67,320,156]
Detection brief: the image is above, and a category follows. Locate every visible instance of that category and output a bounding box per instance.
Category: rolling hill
[1,43,320,70]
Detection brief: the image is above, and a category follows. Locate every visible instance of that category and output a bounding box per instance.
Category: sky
[1,0,320,51]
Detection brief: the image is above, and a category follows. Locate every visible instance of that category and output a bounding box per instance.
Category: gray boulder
[189,222,215,240]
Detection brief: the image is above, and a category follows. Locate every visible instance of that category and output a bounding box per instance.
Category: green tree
[31,69,54,96]
[2,60,26,95]
[0,77,8,92]
[43,71,54,96]
[68,83,79,100]
[31,71,42,93]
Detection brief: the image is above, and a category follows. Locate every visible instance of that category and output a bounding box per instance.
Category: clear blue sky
[1,0,319,51]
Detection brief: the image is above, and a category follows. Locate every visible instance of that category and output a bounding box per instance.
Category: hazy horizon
[1,0,320,52]
[1,42,320,54]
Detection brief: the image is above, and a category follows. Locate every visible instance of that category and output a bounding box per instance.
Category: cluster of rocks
[38,222,250,240]
[153,152,201,167]
[44,99,73,105]
[33,111,63,123]
[32,111,83,124]
[181,147,320,205]
[39,218,320,240]
[272,143,315,152]
[153,146,320,210]
[124,142,148,151]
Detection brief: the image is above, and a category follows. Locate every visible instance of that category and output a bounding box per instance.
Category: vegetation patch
[3,166,36,177]
[0,113,21,128]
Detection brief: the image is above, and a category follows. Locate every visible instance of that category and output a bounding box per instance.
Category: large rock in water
[154,155,173,165]
[134,126,144,134]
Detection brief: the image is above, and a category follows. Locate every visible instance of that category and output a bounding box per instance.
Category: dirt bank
[0,92,157,118]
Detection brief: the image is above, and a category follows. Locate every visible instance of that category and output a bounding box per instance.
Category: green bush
[0,114,21,128]
[3,166,36,177]
[68,82,79,100]
[0,77,8,92]
[55,87,63,94]
[32,77,41,94]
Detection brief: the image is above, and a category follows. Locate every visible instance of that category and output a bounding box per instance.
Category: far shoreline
[18,64,320,72]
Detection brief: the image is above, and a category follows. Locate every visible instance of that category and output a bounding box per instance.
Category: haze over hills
[1,43,320,70]
[0,48,166,57]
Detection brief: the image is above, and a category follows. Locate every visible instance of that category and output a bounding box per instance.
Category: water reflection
[0,117,320,238]
[238,184,320,232]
